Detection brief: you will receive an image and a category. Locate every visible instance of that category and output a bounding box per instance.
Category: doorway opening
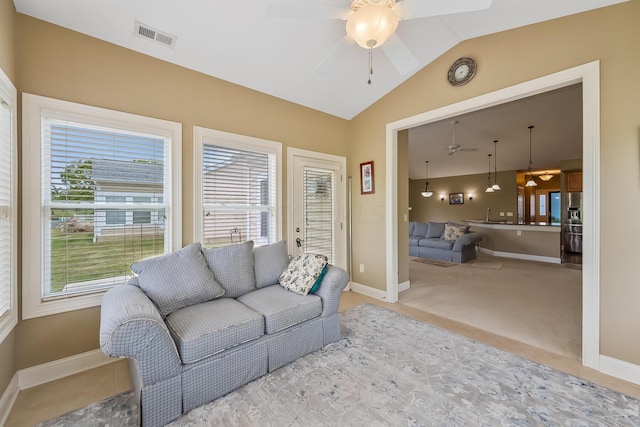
[385,61,600,368]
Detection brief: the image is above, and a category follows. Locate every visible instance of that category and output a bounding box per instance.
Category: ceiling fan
[441,120,478,156]
[268,0,493,77]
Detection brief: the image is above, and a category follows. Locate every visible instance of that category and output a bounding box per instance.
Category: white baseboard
[0,373,18,426]
[479,247,561,264]
[349,281,387,300]
[18,348,116,390]
[398,280,410,293]
[599,355,640,386]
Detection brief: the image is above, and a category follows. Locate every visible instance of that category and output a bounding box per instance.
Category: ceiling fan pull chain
[368,48,373,85]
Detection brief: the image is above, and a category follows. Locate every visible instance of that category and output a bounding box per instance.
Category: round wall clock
[447,57,477,86]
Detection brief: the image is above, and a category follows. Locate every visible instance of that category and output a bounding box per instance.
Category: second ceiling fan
[442,120,478,156]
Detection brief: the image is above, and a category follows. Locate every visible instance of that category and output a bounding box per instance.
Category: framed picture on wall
[360,161,375,195]
[449,192,464,205]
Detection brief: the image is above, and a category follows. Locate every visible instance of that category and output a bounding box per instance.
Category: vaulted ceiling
[13,0,626,120]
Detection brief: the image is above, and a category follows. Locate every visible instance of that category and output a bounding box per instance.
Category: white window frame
[193,126,282,246]
[22,93,182,319]
[0,67,17,343]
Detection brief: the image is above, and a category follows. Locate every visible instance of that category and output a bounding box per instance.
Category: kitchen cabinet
[567,171,582,192]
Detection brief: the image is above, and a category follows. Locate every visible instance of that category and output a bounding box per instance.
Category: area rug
[38,304,639,426]
[411,257,457,267]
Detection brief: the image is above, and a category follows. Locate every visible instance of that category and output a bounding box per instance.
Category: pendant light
[421,160,434,197]
[539,171,554,181]
[525,125,537,187]
[491,140,501,190]
[485,154,494,193]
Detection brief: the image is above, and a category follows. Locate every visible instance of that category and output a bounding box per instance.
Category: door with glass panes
[289,149,345,269]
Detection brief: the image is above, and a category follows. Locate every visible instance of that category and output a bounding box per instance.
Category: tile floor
[6,290,640,426]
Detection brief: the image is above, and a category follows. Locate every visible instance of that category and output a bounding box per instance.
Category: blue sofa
[100,240,348,427]
[409,221,483,263]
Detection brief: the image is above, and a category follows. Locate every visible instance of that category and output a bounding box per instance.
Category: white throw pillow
[279,254,328,295]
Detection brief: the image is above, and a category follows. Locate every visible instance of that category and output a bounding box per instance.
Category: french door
[288,148,346,269]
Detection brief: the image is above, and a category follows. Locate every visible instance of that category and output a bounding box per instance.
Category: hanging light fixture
[491,140,501,190]
[346,1,399,85]
[421,160,434,197]
[346,1,399,50]
[539,171,554,181]
[525,125,537,187]
[485,154,494,193]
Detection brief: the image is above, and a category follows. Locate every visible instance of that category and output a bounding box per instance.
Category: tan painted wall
[349,1,640,365]
[0,0,17,396]
[409,171,518,224]
[15,14,349,368]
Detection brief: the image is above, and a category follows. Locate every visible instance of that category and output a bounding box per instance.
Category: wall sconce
[439,194,445,202]
[468,193,474,201]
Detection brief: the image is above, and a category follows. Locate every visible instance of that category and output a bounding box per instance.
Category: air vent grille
[134,21,177,48]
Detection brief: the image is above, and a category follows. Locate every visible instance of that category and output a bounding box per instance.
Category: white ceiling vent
[134,21,177,48]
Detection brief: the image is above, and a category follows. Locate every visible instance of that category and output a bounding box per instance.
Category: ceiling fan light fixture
[346,3,399,49]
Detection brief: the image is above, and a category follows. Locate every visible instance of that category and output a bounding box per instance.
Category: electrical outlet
[359,264,365,273]
[517,230,522,236]
[507,212,514,217]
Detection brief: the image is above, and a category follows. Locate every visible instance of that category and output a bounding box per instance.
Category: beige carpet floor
[400,253,582,360]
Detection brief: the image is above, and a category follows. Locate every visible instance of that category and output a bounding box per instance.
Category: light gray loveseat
[100,240,348,427]
[409,221,483,263]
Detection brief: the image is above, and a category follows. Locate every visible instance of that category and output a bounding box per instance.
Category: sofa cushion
[426,222,446,238]
[238,285,322,334]
[279,253,328,296]
[418,238,455,250]
[408,221,415,236]
[130,242,225,316]
[443,223,467,241]
[202,241,256,298]
[166,298,264,364]
[254,240,290,288]
[412,222,428,237]
[448,221,471,233]
[409,237,421,246]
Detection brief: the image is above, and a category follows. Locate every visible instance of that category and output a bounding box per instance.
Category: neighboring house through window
[193,126,281,248]
[22,94,182,318]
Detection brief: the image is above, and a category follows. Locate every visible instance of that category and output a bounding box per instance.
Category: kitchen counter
[464,219,561,233]
[463,220,561,262]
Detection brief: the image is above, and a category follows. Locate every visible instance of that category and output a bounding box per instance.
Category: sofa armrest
[314,265,348,317]
[100,284,182,385]
[452,232,483,252]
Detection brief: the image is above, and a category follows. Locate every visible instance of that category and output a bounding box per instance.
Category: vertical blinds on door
[303,168,335,264]
[41,119,170,299]
[0,98,12,318]
[201,144,276,248]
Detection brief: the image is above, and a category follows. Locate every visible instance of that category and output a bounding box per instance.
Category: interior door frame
[385,61,600,369]
[287,147,347,270]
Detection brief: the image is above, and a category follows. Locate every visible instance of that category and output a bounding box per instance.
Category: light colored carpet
[403,254,581,359]
[411,257,457,267]
[471,260,503,269]
[37,304,637,426]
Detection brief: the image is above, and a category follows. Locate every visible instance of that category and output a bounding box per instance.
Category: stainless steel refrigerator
[563,192,582,253]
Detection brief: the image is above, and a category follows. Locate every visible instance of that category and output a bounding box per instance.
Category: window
[0,68,17,343]
[22,94,182,318]
[194,127,281,248]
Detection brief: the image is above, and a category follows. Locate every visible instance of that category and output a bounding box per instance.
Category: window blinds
[0,99,12,317]
[42,120,170,299]
[201,144,276,248]
[303,168,335,264]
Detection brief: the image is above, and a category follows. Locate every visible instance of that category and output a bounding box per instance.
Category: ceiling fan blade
[448,151,455,156]
[313,36,354,76]
[394,0,493,19]
[266,3,351,20]
[459,148,479,152]
[380,33,420,76]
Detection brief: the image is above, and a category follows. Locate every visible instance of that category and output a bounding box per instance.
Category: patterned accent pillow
[280,254,328,296]
[443,223,467,241]
[131,242,225,316]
